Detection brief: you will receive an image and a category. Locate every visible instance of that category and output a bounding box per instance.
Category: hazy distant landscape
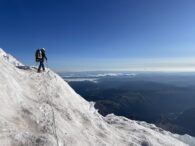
[59,71,195,137]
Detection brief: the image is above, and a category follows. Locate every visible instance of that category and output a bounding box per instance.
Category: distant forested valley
[62,72,195,137]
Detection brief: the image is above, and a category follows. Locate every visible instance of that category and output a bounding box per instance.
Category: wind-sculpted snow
[0,48,23,66]
[0,49,195,146]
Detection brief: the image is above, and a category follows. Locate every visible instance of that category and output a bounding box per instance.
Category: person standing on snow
[35,48,48,73]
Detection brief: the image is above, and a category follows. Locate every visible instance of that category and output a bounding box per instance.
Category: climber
[35,48,48,73]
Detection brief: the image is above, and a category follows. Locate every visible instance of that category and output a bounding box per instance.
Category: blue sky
[0,0,195,71]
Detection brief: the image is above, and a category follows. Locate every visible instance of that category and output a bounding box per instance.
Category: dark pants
[38,60,45,72]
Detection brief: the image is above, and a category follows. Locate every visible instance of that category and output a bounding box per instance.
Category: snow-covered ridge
[0,48,23,66]
[0,48,195,146]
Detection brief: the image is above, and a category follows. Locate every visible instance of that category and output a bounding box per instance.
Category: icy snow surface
[0,48,23,66]
[0,48,195,146]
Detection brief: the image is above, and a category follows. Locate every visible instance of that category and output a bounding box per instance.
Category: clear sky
[0,0,195,72]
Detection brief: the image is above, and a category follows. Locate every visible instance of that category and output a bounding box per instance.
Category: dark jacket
[41,49,47,62]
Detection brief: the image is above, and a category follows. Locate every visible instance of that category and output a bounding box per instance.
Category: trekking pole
[46,60,49,69]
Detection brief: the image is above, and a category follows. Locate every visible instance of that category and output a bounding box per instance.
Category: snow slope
[0,48,195,146]
[0,48,23,66]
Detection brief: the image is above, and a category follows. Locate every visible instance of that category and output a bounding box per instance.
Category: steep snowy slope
[0,48,195,146]
[0,48,23,66]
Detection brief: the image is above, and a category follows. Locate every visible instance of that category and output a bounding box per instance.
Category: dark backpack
[35,49,42,62]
